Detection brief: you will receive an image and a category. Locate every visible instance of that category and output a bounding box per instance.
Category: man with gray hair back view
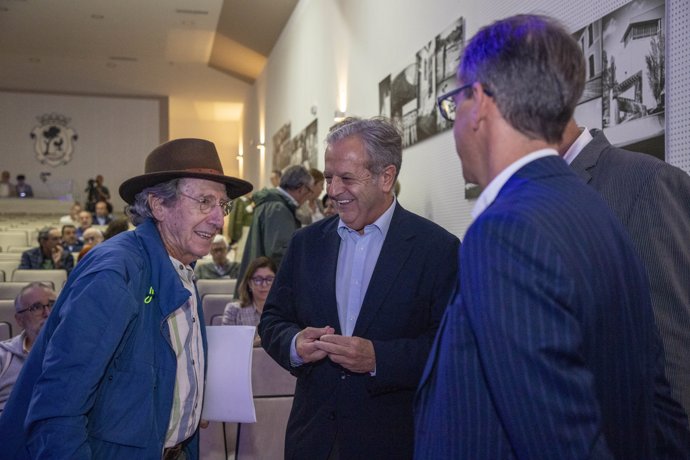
[414,14,690,459]
[0,138,252,459]
[236,164,314,287]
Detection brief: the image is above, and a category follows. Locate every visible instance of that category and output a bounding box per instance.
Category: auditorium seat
[196,279,237,299]
[0,321,11,341]
[0,282,33,301]
[0,299,19,338]
[12,270,66,294]
[0,232,30,251]
[201,294,234,326]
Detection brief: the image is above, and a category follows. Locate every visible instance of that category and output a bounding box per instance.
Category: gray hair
[326,117,402,179]
[459,14,585,144]
[15,281,54,311]
[279,165,313,191]
[37,226,56,242]
[125,179,181,226]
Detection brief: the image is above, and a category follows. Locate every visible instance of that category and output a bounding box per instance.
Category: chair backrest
[201,294,234,326]
[235,396,293,460]
[0,260,20,280]
[196,279,237,299]
[0,282,32,301]
[6,246,33,253]
[251,348,296,397]
[0,232,29,251]
[0,252,22,261]
[0,299,19,337]
[0,321,11,341]
[12,270,66,295]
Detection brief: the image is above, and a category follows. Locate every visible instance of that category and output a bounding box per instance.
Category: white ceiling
[0,0,297,101]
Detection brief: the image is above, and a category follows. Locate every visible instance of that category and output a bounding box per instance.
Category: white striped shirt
[165,256,205,447]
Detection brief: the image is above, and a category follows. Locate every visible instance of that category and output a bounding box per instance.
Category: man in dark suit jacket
[259,117,459,459]
[415,14,690,459]
[560,119,690,421]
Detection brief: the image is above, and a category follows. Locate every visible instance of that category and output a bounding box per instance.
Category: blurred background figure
[61,224,83,253]
[269,169,281,188]
[296,168,325,226]
[103,218,130,240]
[19,227,74,274]
[0,283,56,413]
[92,200,113,225]
[82,228,104,247]
[0,170,16,198]
[194,235,239,280]
[15,175,33,198]
[76,211,93,241]
[322,195,337,218]
[59,202,82,226]
[222,256,276,347]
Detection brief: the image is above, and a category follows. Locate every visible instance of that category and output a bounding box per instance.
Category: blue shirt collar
[337,195,396,240]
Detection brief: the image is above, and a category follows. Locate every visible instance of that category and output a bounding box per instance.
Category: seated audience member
[296,168,326,226]
[76,210,93,241]
[322,194,337,218]
[0,170,16,198]
[92,200,113,225]
[222,256,276,347]
[59,202,82,226]
[195,235,239,280]
[82,228,104,247]
[19,227,74,274]
[0,282,56,412]
[61,224,83,253]
[15,175,33,198]
[103,218,130,240]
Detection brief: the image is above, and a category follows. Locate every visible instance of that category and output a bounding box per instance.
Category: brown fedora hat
[119,138,253,204]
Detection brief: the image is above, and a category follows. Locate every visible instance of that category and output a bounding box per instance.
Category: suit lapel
[569,129,607,184]
[352,204,414,337]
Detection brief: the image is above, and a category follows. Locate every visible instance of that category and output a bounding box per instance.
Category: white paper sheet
[201,325,257,423]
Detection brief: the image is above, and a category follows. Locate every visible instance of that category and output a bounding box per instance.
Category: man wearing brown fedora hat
[0,138,252,460]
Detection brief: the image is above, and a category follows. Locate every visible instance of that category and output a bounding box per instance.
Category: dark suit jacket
[415,156,688,459]
[571,130,690,420]
[259,203,459,460]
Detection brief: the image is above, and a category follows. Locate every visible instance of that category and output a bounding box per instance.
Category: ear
[148,194,167,222]
[470,82,491,130]
[379,164,397,193]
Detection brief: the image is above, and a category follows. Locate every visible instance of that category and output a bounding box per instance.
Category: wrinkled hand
[314,335,376,374]
[296,326,335,363]
[52,245,64,267]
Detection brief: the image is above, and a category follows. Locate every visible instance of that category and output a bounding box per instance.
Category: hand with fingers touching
[295,326,335,363]
[315,334,375,374]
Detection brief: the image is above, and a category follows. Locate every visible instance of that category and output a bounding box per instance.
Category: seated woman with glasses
[222,256,277,347]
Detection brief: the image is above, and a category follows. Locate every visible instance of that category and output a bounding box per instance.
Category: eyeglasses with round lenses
[16,299,55,315]
[180,192,233,216]
[436,83,494,122]
[250,276,275,287]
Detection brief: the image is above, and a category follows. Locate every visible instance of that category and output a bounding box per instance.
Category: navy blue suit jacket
[415,156,687,459]
[259,203,459,460]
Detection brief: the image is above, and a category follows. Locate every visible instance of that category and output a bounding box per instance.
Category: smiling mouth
[336,199,353,206]
[195,230,216,240]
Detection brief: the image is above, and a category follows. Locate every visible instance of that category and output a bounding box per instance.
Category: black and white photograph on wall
[377,16,465,149]
[379,76,391,119]
[573,0,665,160]
[435,17,464,133]
[272,119,318,171]
[272,122,292,171]
[390,63,419,148]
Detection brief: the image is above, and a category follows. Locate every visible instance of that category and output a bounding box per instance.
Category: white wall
[243,0,690,238]
[0,90,165,213]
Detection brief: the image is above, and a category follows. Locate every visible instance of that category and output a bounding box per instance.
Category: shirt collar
[337,195,396,240]
[562,126,592,165]
[276,186,299,207]
[472,148,558,220]
[169,255,195,284]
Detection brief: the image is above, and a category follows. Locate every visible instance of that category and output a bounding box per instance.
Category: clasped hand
[296,326,376,374]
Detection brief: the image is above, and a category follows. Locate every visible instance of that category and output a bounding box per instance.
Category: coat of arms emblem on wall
[29,112,78,167]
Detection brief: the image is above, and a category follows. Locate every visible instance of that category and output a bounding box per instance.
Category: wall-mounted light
[334,110,346,122]
[256,142,266,150]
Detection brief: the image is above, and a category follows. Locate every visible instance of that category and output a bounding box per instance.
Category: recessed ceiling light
[91,14,104,19]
